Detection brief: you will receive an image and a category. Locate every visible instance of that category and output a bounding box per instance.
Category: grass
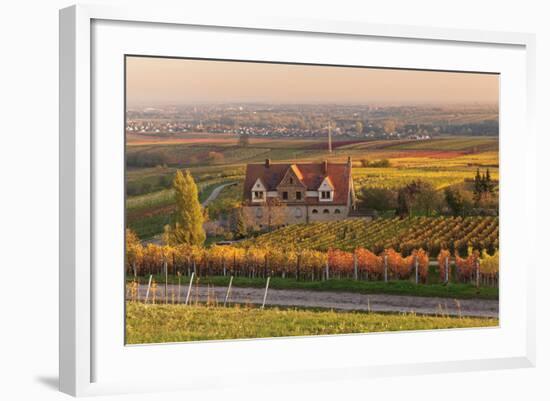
[127,213,172,240]
[126,188,174,210]
[125,302,498,344]
[127,275,498,300]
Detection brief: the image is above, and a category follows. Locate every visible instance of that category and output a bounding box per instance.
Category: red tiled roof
[243,162,352,205]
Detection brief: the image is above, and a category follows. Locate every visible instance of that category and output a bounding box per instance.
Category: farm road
[130,284,498,318]
[202,182,236,207]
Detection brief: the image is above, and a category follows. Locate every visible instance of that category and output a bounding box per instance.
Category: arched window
[294,208,303,218]
[312,209,318,214]
[323,209,330,214]
[334,209,341,214]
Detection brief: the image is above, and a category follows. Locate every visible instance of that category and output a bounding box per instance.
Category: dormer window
[251,178,266,202]
[318,176,334,202]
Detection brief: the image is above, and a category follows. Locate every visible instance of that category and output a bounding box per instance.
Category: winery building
[242,158,356,228]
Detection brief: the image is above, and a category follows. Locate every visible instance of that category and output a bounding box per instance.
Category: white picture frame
[59,4,536,397]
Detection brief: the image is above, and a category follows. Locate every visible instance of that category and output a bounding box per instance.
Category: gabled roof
[289,164,304,181]
[318,176,335,190]
[277,164,306,189]
[252,177,266,190]
[243,161,352,205]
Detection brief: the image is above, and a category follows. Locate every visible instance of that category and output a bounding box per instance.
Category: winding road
[201,182,237,207]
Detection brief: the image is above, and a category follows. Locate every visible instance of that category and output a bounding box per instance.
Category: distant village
[126,103,498,140]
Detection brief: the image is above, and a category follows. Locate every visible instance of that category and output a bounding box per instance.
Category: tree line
[357,168,498,217]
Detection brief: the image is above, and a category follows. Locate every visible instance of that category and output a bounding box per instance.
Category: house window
[312,209,318,214]
[334,209,341,214]
[289,177,294,184]
[323,209,330,214]
[255,208,263,218]
[296,191,302,200]
[294,208,302,218]
[321,191,331,199]
[253,191,264,200]
[282,191,288,200]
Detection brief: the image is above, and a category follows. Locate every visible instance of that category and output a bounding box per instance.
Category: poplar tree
[473,168,483,204]
[484,168,494,193]
[234,208,248,239]
[165,170,205,246]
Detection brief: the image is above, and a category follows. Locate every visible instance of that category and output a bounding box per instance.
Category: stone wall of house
[308,205,350,222]
[275,186,305,202]
[243,204,350,229]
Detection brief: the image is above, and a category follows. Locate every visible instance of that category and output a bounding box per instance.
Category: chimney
[347,156,352,167]
[322,160,328,175]
[265,158,271,168]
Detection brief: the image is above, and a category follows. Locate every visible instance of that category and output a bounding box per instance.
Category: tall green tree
[165,170,205,246]
[357,187,397,211]
[234,208,248,239]
[444,187,473,217]
[396,180,440,217]
[473,168,483,204]
[483,168,494,193]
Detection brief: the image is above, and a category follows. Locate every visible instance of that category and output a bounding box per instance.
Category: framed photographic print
[59,4,536,397]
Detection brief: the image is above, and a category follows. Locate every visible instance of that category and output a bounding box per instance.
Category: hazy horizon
[126,56,499,107]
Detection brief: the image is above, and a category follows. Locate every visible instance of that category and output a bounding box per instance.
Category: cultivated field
[126,135,499,239]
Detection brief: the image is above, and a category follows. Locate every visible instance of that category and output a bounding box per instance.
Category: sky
[126,56,499,106]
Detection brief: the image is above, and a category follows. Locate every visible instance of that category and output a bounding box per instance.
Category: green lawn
[125,302,498,344]
[127,274,498,300]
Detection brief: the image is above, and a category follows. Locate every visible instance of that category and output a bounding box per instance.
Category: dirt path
[130,284,498,318]
[201,182,236,207]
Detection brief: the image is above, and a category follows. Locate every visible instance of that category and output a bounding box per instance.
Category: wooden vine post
[185,272,195,305]
[353,251,358,281]
[296,253,301,281]
[164,258,168,304]
[144,274,153,304]
[224,276,233,307]
[261,277,271,309]
[475,256,480,288]
[177,271,181,303]
[384,253,388,283]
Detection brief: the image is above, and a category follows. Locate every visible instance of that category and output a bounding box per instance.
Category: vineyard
[126,230,499,288]
[243,216,498,257]
[351,167,476,190]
